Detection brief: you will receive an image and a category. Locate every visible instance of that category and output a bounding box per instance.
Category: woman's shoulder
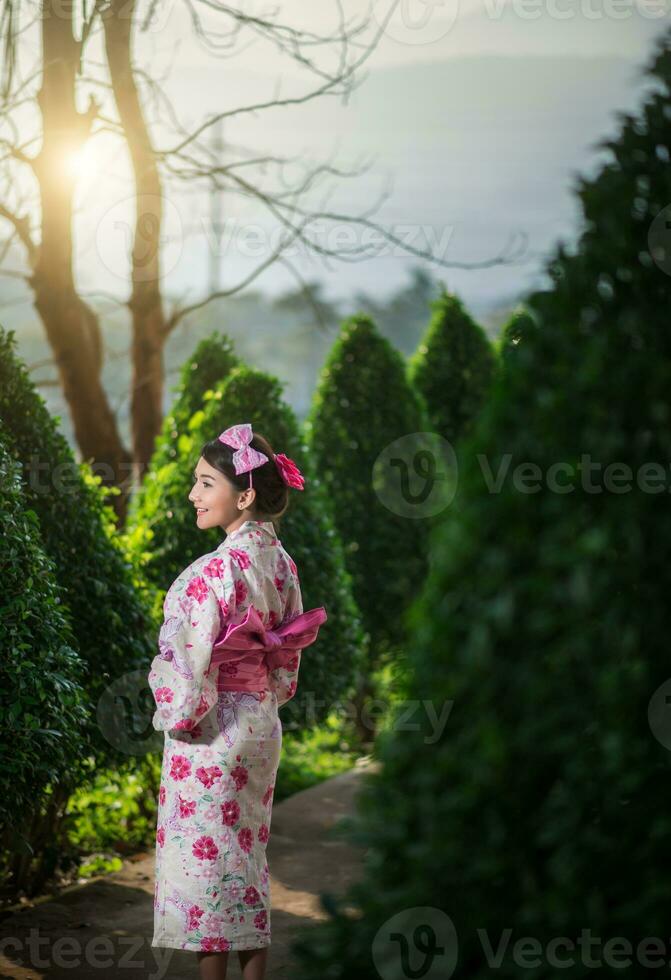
[167,546,230,595]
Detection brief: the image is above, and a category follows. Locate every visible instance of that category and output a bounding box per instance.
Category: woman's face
[188,455,254,532]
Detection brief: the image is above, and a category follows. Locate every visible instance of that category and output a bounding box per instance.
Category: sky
[0,0,668,318]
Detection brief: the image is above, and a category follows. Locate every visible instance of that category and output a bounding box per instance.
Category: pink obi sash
[209,604,327,694]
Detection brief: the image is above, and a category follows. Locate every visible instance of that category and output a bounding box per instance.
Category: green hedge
[290,27,671,980]
[497,305,537,365]
[127,332,239,588]
[148,331,239,470]
[408,289,497,445]
[0,429,89,836]
[305,314,432,658]
[0,326,155,765]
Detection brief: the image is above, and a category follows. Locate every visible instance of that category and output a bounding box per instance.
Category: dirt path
[0,757,378,979]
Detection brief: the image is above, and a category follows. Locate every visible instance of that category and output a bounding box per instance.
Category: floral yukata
[148,519,317,953]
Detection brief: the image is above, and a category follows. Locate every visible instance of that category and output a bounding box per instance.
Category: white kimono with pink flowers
[148,519,303,952]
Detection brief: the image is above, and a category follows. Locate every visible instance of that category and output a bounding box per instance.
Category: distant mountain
[260,50,657,310]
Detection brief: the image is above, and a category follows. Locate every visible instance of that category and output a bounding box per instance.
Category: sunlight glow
[63,142,99,181]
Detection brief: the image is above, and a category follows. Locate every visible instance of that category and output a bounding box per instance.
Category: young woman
[148,422,327,980]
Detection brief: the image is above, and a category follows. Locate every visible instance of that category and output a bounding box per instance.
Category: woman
[148,422,327,979]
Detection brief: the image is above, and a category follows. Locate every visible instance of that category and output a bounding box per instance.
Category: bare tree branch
[0,266,31,280]
[0,202,35,264]
[163,211,318,334]
[273,254,333,332]
[158,0,393,156]
[0,0,18,102]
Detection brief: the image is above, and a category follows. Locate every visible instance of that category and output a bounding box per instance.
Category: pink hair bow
[209,604,327,692]
[218,421,306,491]
[218,422,269,488]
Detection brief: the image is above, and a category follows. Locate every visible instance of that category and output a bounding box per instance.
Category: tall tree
[5,0,133,518]
[102,0,167,475]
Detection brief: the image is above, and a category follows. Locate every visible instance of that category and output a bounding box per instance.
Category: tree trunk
[32,0,132,523]
[103,0,167,479]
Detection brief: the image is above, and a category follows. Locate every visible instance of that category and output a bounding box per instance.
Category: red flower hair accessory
[274,453,305,490]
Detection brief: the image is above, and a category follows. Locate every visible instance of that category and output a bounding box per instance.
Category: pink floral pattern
[149,520,304,953]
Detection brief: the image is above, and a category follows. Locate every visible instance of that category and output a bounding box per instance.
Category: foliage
[290,27,671,979]
[352,264,443,356]
[0,429,90,837]
[305,313,432,658]
[148,331,239,470]
[274,712,363,802]
[127,332,239,588]
[497,305,538,364]
[408,288,497,446]
[0,327,155,767]
[64,754,162,855]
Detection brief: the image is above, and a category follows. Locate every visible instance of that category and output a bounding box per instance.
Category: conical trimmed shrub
[0,327,155,762]
[150,332,239,470]
[497,305,537,365]
[0,428,89,836]
[131,362,365,726]
[305,314,432,657]
[290,28,671,979]
[127,332,239,587]
[408,289,497,446]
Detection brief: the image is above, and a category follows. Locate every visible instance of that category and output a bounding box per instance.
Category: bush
[409,289,497,446]
[290,28,671,979]
[497,305,537,365]
[127,332,239,588]
[148,331,239,470]
[305,314,432,658]
[0,326,155,765]
[0,429,89,844]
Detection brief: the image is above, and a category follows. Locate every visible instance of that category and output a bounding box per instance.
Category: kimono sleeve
[148,574,222,734]
[268,577,304,708]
